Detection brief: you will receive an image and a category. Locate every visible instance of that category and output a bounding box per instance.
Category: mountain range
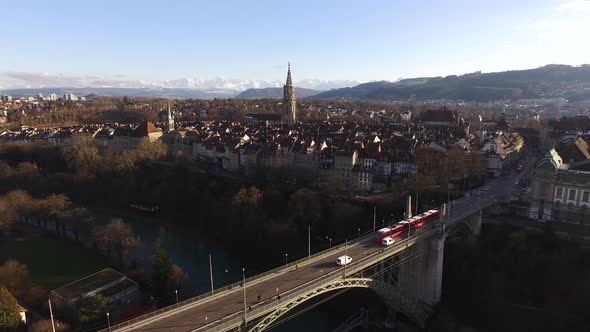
[0,74,359,99]
[0,87,239,99]
[236,87,321,99]
[3,65,590,102]
[311,64,590,102]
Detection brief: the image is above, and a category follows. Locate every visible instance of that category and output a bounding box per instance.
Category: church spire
[286,62,293,86]
[283,63,298,124]
[166,100,175,132]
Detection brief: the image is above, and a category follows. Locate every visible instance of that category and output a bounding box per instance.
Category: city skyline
[1,0,589,89]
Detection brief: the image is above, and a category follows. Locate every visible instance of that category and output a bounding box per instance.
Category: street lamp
[358,228,361,237]
[242,268,247,325]
[328,238,332,249]
[106,312,111,332]
[343,239,348,278]
[276,288,279,305]
[308,225,311,258]
[209,254,214,294]
[175,289,178,305]
[285,253,288,269]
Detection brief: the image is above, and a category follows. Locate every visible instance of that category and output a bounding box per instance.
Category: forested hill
[310,64,590,102]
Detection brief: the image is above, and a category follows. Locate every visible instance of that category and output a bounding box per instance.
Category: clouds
[2,72,147,89]
[0,71,360,91]
[514,0,590,66]
[556,0,590,11]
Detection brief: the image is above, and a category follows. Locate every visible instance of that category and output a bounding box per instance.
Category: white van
[382,237,395,246]
[336,255,352,266]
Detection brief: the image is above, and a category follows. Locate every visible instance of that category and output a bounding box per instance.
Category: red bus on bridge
[376,209,440,245]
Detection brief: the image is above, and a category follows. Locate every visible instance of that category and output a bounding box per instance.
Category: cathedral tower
[283,63,298,124]
[166,102,175,132]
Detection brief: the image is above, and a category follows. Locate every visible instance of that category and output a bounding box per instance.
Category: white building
[64,93,78,101]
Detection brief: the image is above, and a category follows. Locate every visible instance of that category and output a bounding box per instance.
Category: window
[568,189,577,201]
[583,191,590,203]
[555,187,563,199]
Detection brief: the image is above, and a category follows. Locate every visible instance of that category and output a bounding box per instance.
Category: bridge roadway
[114,227,437,332]
[111,154,533,332]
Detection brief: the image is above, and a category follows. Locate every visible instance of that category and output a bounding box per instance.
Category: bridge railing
[104,230,378,332]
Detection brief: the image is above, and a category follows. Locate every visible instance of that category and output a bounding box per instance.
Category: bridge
[103,163,530,332]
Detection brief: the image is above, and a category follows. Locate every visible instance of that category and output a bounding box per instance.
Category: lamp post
[343,239,348,278]
[209,254,214,294]
[48,299,56,332]
[373,206,376,230]
[242,268,247,325]
[276,288,279,305]
[328,237,332,249]
[358,228,361,237]
[106,312,111,332]
[175,289,178,304]
[308,225,311,258]
[284,253,288,270]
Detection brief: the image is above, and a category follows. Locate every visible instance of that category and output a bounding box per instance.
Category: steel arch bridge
[248,278,432,332]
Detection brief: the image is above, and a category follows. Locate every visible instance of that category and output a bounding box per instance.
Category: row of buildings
[1,105,526,193]
[1,92,82,103]
[1,66,527,192]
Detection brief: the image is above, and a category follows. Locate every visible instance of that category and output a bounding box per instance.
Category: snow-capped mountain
[0,72,360,93]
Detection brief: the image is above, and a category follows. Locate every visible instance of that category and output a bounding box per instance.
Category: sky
[1,0,589,89]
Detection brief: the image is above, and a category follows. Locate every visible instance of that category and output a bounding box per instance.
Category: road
[111,152,536,332]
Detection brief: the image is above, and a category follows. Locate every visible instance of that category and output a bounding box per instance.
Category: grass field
[0,235,110,290]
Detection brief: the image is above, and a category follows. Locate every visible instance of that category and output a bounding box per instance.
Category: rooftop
[51,268,135,304]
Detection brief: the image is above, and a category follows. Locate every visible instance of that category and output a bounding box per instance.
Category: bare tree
[136,138,168,161]
[63,136,100,176]
[94,218,140,266]
[43,194,72,234]
[0,260,29,297]
[0,190,32,231]
[0,199,16,232]
[168,264,191,298]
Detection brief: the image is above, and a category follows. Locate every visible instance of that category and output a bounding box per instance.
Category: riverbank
[0,224,109,290]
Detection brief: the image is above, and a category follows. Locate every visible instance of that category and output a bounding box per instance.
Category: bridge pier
[383,309,397,330]
[467,210,482,237]
[397,234,444,306]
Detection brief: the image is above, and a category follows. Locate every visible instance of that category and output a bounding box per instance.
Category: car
[382,237,395,246]
[336,255,352,266]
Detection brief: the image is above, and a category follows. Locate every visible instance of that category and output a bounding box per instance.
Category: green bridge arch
[248,278,431,332]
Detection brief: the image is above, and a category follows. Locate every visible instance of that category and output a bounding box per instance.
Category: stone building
[530,147,590,223]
